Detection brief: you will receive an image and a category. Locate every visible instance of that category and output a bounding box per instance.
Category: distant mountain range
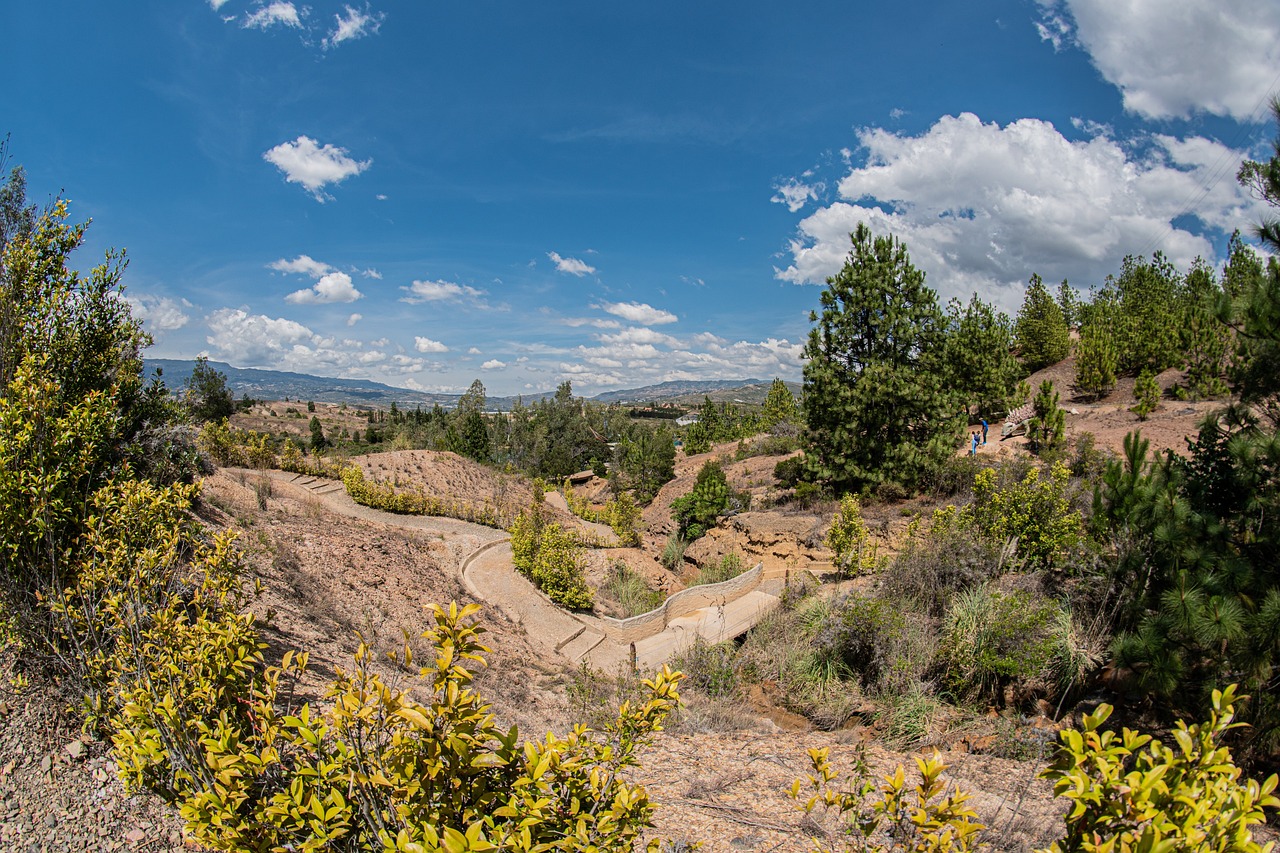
[145,359,794,409]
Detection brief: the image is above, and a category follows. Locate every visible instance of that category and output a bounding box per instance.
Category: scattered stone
[65,739,86,761]
[125,828,146,844]
[39,754,52,774]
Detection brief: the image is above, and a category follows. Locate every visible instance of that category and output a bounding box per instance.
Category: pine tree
[761,378,799,429]
[802,223,960,493]
[1074,287,1120,400]
[1178,259,1230,400]
[1113,253,1182,375]
[308,415,327,451]
[1026,380,1064,455]
[1056,280,1080,329]
[941,294,1022,419]
[1014,274,1070,373]
[1133,370,1160,421]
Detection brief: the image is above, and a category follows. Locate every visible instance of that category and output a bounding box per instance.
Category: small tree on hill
[671,460,732,540]
[183,356,235,423]
[308,415,327,452]
[1014,273,1070,373]
[1074,301,1119,401]
[1026,380,1064,455]
[761,377,799,430]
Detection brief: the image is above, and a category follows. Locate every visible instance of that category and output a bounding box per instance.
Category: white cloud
[414,336,449,353]
[206,308,320,365]
[208,0,233,9]
[244,1,302,30]
[263,136,371,202]
[359,267,382,279]
[269,254,333,277]
[325,4,385,48]
[772,178,822,213]
[481,359,506,370]
[347,313,362,326]
[285,271,363,304]
[127,295,190,331]
[776,113,1265,312]
[560,316,622,329]
[1035,0,1280,121]
[547,251,597,276]
[598,301,678,326]
[399,279,486,305]
[376,193,388,201]
[467,347,482,355]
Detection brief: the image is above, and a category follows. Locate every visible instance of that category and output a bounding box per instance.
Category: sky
[5,1,1280,396]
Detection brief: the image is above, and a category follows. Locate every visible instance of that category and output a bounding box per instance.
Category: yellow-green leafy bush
[964,463,1081,570]
[1038,684,1279,853]
[791,748,985,853]
[197,419,276,468]
[824,494,880,579]
[111,602,679,852]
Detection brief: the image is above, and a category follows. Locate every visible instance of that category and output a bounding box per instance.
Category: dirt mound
[353,449,534,512]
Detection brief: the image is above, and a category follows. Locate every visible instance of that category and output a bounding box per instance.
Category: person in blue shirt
[980,417,989,445]
[970,432,980,455]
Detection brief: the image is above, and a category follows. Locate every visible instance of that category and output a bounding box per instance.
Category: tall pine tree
[802,224,960,494]
[941,293,1023,419]
[1014,273,1070,373]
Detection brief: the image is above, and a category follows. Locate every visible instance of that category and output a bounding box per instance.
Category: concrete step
[558,628,606,662]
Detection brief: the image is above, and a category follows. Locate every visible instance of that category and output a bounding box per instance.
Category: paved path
[255,470,779,671]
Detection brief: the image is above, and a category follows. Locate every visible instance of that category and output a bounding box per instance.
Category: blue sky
[6,1,1279,396]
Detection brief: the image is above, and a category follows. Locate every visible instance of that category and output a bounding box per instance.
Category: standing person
[981,417,989,445]
[970,432,979,456]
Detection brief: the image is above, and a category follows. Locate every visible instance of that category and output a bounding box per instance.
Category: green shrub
[938,585,1070,704]
[1132,369,1160,421]
[1039,685,1278,853]
[671,460,732,539]
[112,602,682,852]
[510,498,594,609]
[792,749,985,853]
[599,561,664,617]
[660,532,688,572]
[824,494,880,579]
[688,552,749,587]
[880,519,1001,618]
[965,462,1082,570]
[670,637,738,698]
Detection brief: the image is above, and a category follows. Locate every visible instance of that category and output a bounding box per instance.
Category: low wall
[458,537,512,602]
[595,562,764,644]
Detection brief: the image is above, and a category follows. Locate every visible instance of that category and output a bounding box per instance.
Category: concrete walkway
[254,469,778,671]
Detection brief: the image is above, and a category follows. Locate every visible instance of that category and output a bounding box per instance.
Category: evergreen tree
[1133,370,1160,421]
[670,460,732,540]
[802,224,960,494]
[1056,280,1080,329]
[1178,259,1230,400]
[1074,287,1120,400]
[308,415,327,452]
[1014,273,1070,373]
[761,378,799,429]
[941,294,1022,419]
[184,356,235,423]
[1237,95,1280,252]
[1026,380,1064,455]
[1113,252,1182,375]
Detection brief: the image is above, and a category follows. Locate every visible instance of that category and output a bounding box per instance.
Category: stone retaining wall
[594,563,764,644]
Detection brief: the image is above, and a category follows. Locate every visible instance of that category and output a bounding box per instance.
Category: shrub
[880,518,1001,618]
[1132,369,1160,421]
[965,462,1082,570]
[510,498,594,610]
[792,749,985,853]
[938,585,1070,705]
[824,494,879,579]
[1039,684,1278,853]
[670,637,738,698]
[688,552,749,587]
[671,460,732,539]
[660,532,688,572]
[599,561,664,617]
[111,602,683,852]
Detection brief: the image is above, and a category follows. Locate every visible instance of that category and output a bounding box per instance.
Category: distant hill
[145,359,791,410]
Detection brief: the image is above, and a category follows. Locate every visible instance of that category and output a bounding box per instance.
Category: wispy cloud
[325,4,386,48]
[263,136,371,202]
[269,254,332,277]
[244,1,302,30]
[399,279,487,306]
[547,251,597,277]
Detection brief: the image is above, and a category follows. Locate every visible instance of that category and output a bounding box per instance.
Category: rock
[125,828,147,844]
[65,739,86,761]
[39,754,52,774]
